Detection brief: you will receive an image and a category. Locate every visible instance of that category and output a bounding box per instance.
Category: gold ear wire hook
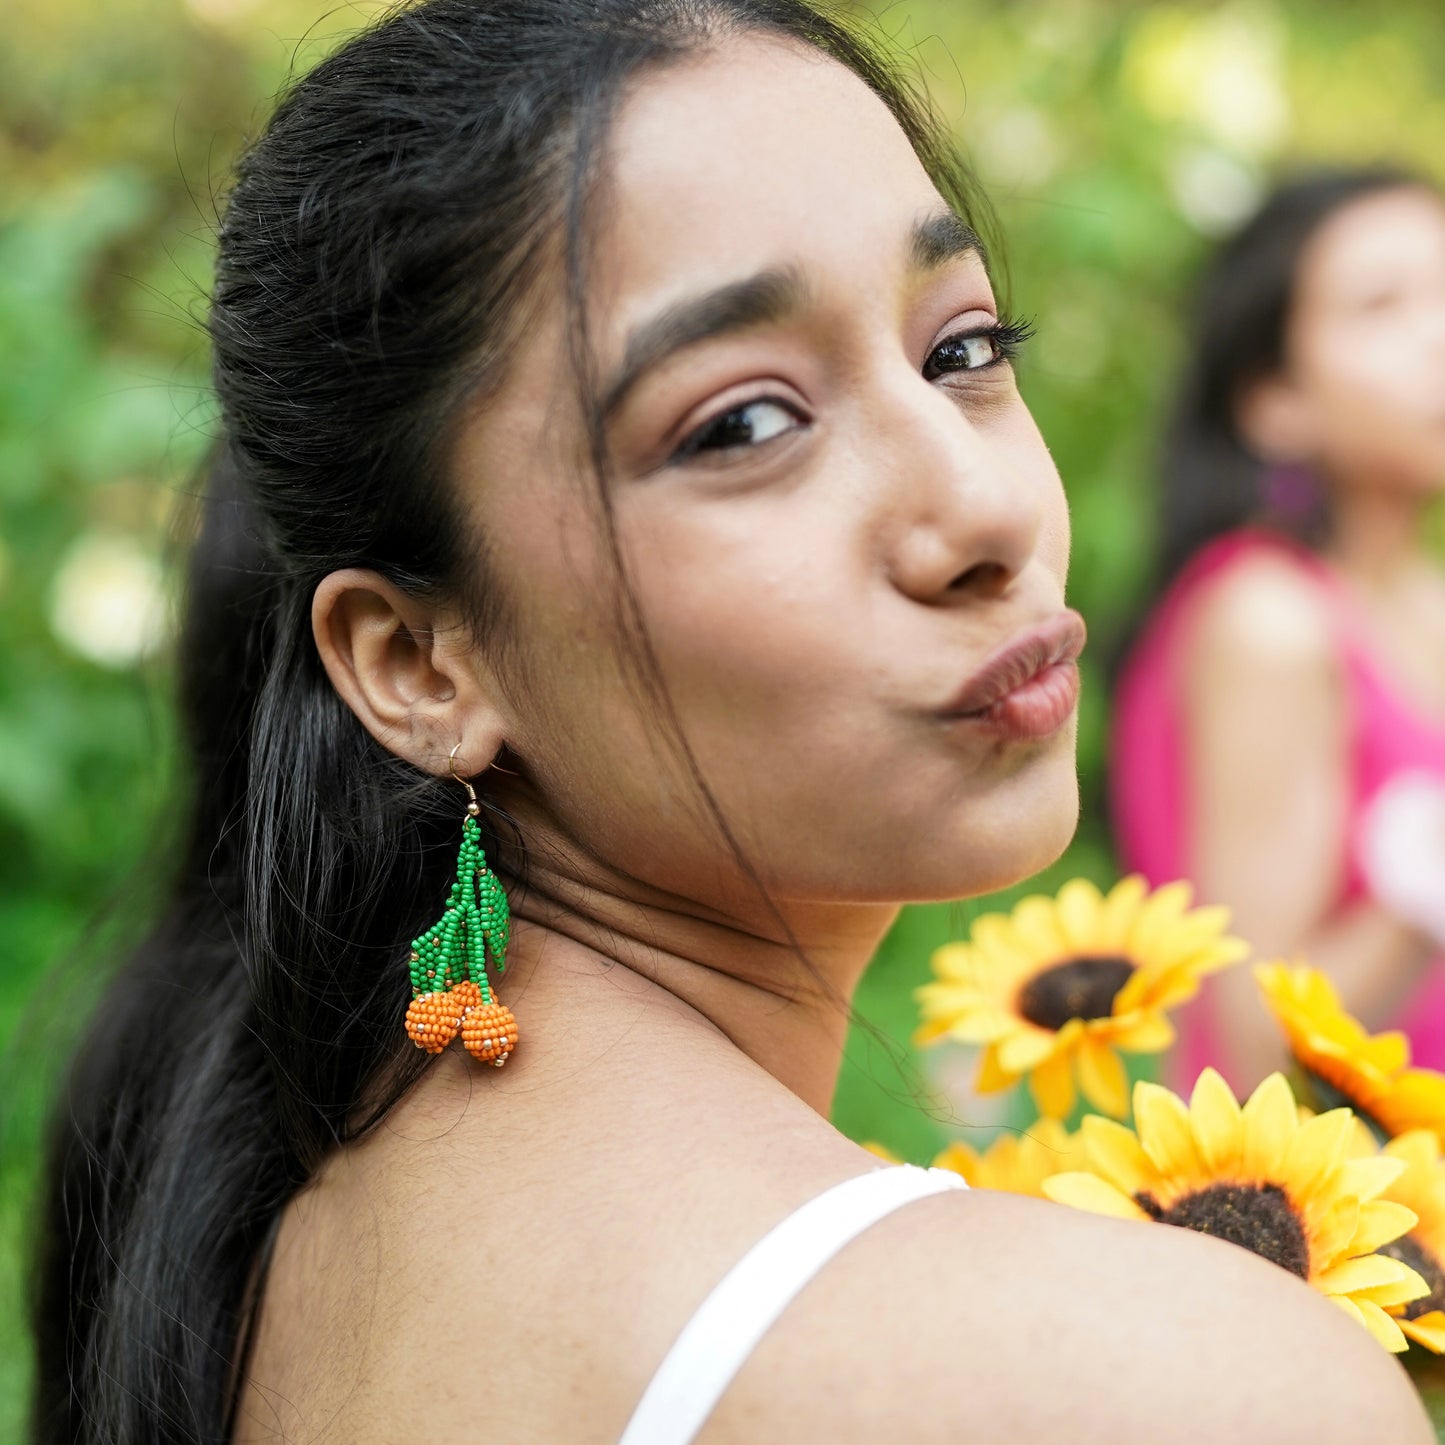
[449,742,481,817]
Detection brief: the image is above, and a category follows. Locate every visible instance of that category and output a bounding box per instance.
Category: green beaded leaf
[408,814,511,998]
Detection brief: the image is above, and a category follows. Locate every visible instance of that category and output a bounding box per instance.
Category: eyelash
[670,312,1036,463]
[923,313,1036,381]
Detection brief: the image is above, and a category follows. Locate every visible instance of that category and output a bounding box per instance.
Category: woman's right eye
[672,398,804,462]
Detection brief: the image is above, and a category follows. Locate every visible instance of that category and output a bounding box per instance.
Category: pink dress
[1110,528,1445,1084]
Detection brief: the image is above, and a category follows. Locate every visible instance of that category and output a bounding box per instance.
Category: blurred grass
[3,0,1445,1435]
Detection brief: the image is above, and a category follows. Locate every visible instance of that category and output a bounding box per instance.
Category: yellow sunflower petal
[1355,1265,1431,1310]
[1077,1038,1131,1119]
[1125,941,1249,1010]
[1109,1013,1177,1054]
[1352,1298,1412,1353]
[1379,1070,1445,1136]
[1363,1031,1412,1075]
[928,943,977,982]
[1252,961,1445,1148]
[969,916,1039,977]
[1125,880,1194,964]
[1080,1115,1157,1195]
[930,1141,981,1185]
[1315,1254,1426,1301]
[967,914,1016,956]
[1055,877,1105,952]
[1240,1073,1299,1180]
[1029,1048,1077,1120]
[936,1006,1025,1045]
[1194,939,1253,976]
[1384,1130,1440,1170]
[998,1027,1060,1074]
[1339,1154,1408,1205]
[1123,964,1209,1014]
[1134,1080,1204,1179]
[1176,907,1246,953]
[975,1043,1016,1095]
[1097,874,1149,950]
[1350,1200,1419,1254]
[1189,1067,1244,1174]
[1042,1171,1149,1220]
[1308,1195,1361,1265]
[1284,1108,1355,1195]
[1399,1312,1445,1354]
[938,1120,1082,1197]
[1010,894,1069,960]
[1327,1293,1412,1353]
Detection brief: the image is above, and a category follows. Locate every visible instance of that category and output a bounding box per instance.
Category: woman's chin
[846,774,1080,906]
[935,767,1081,901]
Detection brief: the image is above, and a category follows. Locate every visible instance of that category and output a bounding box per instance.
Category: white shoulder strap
[617,1164,967,1445]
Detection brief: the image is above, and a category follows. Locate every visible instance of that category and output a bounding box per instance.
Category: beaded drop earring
[403,744,518,1067]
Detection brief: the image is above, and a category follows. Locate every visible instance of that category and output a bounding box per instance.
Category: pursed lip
[940,609,1088,717]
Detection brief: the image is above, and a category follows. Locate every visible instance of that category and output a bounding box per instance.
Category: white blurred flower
[1358,770,1445,949]
[976,106,1061,190]
[1169,145,1267,235]
[48,532,168,669]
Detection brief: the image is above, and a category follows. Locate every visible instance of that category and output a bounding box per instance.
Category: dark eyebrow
[599,208,985,421]
[600,267,808,421]
[910,207,987,271]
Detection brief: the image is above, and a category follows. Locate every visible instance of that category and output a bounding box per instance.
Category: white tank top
[616,1163,968,1445]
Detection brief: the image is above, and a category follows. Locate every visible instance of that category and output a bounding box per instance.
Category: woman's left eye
[673,398,802,461]
[923,316,1034,382]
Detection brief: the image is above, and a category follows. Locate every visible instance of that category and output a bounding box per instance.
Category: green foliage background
[2,0,1444,1432]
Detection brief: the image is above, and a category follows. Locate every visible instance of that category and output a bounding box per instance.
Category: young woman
[33,6,1429,1443]
[1112,170,1445,1091]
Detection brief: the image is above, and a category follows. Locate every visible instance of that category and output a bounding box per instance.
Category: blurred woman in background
[1112,167,1445,1090]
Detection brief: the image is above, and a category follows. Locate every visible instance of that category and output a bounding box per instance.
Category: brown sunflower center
[1136,1182,1310,1280]
[1016,956,1135,1031]
[1380,1235,1445,1321]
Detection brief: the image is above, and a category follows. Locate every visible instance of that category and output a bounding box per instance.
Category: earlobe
[310,568,508,776]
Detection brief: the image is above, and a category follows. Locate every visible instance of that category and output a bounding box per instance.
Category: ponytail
[32,444,469,1441]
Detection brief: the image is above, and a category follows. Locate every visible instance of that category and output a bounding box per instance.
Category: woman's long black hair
[1154,164,1423,586]
[29,4,985,1441]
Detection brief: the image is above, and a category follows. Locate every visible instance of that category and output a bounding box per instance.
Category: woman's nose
[873,377,1052,607]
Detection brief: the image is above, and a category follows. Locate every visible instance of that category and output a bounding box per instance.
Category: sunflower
[1043,1069,1427,1351]
[1362,1131,1445,1353]
[915,877,1248,1118]
[1256,962,1445,1143]
[932,1117,1081,1196]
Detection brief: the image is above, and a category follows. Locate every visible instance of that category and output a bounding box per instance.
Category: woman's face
[451,35,1077,914]
[1284,186,1445,494]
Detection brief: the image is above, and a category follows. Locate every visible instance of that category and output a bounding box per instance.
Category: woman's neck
[1321,484,1431,590]
[492,820,900,1116]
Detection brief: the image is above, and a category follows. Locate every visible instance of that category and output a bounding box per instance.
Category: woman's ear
[1234,373,1318,464]
[311,568,508,777]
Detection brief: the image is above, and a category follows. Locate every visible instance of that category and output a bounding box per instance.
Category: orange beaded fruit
[404,984,474,1053]
[460,1000,519,1067]
[450,979,483,1011]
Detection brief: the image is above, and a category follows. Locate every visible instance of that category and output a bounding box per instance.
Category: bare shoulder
[1184,548,1338,677]
[707,1187,1431,1444]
